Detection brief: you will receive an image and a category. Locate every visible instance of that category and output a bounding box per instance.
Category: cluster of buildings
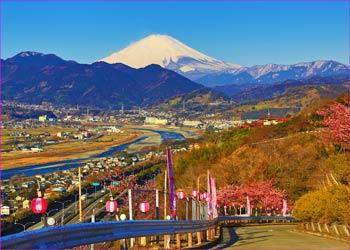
[0,149,164,218]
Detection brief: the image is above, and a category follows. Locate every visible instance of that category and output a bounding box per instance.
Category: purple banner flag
[166,147,176,219]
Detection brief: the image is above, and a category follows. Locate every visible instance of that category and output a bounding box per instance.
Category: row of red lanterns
[31,197,150,215]
[177,191,208,200]
[31,190,210,216]
[106,199,151,213]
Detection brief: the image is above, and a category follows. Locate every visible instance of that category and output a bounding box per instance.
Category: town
[1,100,293,236]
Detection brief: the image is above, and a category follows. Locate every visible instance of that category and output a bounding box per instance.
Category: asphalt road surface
[212,225,349,249]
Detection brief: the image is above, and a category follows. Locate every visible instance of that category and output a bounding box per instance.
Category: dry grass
[2,131,141,169]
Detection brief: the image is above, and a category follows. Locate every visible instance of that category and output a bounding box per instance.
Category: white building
[1,205,10,215]
[183,120,202,127]
[145,117,168,125]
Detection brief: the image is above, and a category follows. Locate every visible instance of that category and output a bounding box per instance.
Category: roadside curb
[294,229,350,243]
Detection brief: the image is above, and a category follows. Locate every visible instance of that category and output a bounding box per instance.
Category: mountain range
[1,52,211,108]
[100,34,349,87]
[2,34,349,110]
[215,75,350,102]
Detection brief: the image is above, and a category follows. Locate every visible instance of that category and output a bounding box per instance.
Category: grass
[2,128,141,169]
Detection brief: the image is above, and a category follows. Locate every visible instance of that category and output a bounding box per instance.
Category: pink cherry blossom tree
[217,180,287,215]
[316,96,350,148]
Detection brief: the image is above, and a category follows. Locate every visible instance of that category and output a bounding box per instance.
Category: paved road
[212,225,349,249]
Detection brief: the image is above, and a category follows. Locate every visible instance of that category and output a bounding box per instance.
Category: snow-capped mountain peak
[18,51,45,57]
[99,34,348,86]
[99,34,242,79]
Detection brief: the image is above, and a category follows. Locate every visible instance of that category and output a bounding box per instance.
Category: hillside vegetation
[231,82,349,119]
[168,95,349,209]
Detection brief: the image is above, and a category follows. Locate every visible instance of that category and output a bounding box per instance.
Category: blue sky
[1,1,349,66]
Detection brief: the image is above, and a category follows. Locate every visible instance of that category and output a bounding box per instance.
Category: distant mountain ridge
[215,75,350,103]
[2,51,214,108]
[198,60,349,86]
[100,34,349,86]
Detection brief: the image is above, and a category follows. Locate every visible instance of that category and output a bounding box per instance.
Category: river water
[2,129,185,180]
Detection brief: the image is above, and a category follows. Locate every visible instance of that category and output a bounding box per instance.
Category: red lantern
[106,200,118,213]
[177,191,185,200]
[199,193,204,200]
[192,190,198,197]
[203,192,207,199]
[139,202,150,213]
[31,198,47,214]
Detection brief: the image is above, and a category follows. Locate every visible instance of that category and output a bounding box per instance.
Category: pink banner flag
[246,196,251,216]
[166,147,176,219]
[211,177,218,218]
[207,170,211,220]
[282,199,287,217]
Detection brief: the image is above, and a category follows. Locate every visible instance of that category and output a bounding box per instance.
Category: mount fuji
[100,34,349,87]
[100,34,242,80]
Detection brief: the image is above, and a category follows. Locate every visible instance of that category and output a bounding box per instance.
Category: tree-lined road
[213,225,349,249]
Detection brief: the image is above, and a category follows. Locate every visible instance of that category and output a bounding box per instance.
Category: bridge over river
[3,216,349,249]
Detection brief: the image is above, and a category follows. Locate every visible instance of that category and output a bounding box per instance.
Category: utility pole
[164,170,167,219]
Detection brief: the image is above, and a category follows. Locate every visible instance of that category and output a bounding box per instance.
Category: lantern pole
[186,197,189,221]
[164,170,167,219]
[36,188,48,228]
[42,211,48,227]
[156,189,159,220]
[155,189,160,244]
[128,189,134,247]
[79,167,83,222]
[90,208,95,250]
[128,189,133,220]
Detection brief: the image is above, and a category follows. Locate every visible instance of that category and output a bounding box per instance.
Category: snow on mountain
[100,34,349,86]
[247,60,349,79]
[99,34,242,79]
[198,60,349,87]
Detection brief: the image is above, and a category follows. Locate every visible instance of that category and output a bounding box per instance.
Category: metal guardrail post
[188,232,192,247]
[176,234,181,249]
[185,198,188,221]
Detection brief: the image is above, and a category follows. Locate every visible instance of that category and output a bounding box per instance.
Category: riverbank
[1,126,194,179]
[2,125,199,176]
[126,128,161,153]
[125,125,199,153]
[2,132,141,170]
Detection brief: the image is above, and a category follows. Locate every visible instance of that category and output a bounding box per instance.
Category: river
[2,129,185,180]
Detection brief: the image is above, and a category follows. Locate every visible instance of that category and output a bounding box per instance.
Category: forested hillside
[168,95,349,208]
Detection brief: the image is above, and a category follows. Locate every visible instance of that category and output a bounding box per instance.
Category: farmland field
[1,127,141,169]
